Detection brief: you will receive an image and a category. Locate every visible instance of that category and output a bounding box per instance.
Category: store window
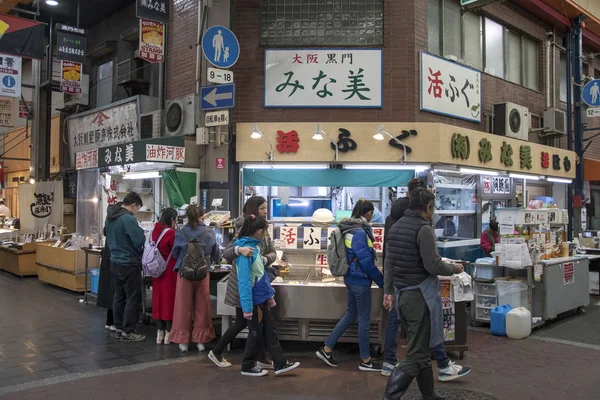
[259,0,384,46]
[428,0,539,91]
[96,60,113,107]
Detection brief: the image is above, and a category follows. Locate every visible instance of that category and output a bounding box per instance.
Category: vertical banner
[60,60,82,94]
[0,53,21,98]
[0,96,15,127]
[138,19,165,63]
[18,181,64,233]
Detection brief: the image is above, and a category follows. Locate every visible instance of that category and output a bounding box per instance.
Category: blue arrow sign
[201,84,235,110]
[583,79,600,107]
[202,25,240,69]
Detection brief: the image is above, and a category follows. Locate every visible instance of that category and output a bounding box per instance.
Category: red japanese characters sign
[372,227,384,253]
[563,262,574,285]
[146,144,185,163]
[19,100,32,118]
[138,19,165,63]
[60,60,82,95]
[75,149,98,170]
[276,130,300,153]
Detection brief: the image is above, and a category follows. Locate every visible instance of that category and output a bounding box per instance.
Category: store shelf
[435,210,476,216]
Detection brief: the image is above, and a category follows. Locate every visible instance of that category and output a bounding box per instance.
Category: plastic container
[490,304,512,336]
[473,263,503,280]
[506,307,532,339]
[90,268,100,294]
[496,279,528,309]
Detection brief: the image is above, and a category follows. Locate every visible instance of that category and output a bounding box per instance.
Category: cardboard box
[37,264,88,292]
[36,243,100,273]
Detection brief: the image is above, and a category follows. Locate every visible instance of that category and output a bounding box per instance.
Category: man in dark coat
[96,204,119,331]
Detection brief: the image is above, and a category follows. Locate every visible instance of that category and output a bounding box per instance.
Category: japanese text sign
[0,53,21,98]
[279,227,298,249]
[563,262,574,285]
[372,228,384,253]
[265,49,382,108]
[138,19,165,63]
[421,52,481,123]
[56,27,86,64]
[145,143,185,162]
[303,227,322,250]
[67,98,141,165]
[60,61,82,95]
[76,149,98,170]
[316,254,328,266]
[0,96,15,127]
[136,0,170,24]
[19,99,32,118]
[18,181,64,234]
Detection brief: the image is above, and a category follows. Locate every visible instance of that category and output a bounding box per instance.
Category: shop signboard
[56,24,86,64]
[67,97,141,165]
[19,99,32,118]
[60,60,82,95]
[372,227,384,253]
[264,49,383,108]
[138,19,165,63]
[0,96,15,127]
[483,176,491,194]
[421,52,481,123]
[279,227,298,249]
[18,181,64,234]
[136,0,170,24]
[0,53,21,98]
[75,136,185,170]
[236,122,576,180]
[303,227,321,250]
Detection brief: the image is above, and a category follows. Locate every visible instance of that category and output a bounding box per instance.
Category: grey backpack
[178,230,209,281]
[327,228,353,277]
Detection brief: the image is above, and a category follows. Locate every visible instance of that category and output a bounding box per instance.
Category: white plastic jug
[505,307,532,340]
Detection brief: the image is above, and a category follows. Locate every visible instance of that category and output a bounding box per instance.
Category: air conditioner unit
[140,110,164,139]
[117,58,148,85]
[165,95,197,137]
[64,74,90,107]
[543,108,567,136]
[493,102,530,141]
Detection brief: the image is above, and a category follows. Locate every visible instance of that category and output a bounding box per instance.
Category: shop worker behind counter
[105,192,147,343]
[382,189,465,400]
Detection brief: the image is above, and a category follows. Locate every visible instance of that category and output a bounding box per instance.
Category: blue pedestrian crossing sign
[201,84,235,111]
[583,79,600,107]
[202,25,240,69]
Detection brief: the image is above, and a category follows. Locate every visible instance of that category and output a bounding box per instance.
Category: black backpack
[178,230,209,281]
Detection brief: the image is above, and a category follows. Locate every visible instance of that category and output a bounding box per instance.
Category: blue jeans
[325,284,372,360]
[384,302,450,369]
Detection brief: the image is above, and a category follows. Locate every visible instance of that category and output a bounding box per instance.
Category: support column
[572,15,585,236]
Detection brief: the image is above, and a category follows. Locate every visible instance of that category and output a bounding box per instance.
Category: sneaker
[257,360,274,370]
[316,347,339,367]
[241,366,268,377]
[114,329,123,339]
[438,361,472,382]
[179,343,189,352]
[208,351,232,368]
[359,359,383,372]
[275,361,300,376]
[164,331,170,345]
[197,343,206,352]
[109,325,117,332]
[120,332,146,342]
[156,330,165,345]
[381,362,397,377]
[104,325,110,330]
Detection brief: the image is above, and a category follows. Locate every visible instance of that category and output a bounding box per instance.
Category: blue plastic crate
[90,268,100,294]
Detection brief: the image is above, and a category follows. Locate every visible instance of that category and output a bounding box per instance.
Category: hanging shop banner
[138,19,165,63]
[0,96,15,127]
[18,181,64,234]
[56,24,86,64]
[136,0,170,24]
[75,136,185,170]
[236,122,576,179]
[264,49,382,108]
[19,99,32,118]
[67,97,141,165]
[60,61,82,95]
[420,52,481,123]
[0,53,21,98]
[0,15,46,59]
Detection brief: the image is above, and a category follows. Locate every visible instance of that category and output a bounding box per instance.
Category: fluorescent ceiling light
[433,168,460,174]
[122,171,161,180]
[46,0,59,6]
[243,163,328,170]
[547,177,573,184]
[509,173,540,181]
[460,167,499,176]
[345,164,429,171]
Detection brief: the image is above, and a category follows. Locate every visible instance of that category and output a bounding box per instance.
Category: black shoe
[359,359,383,372]
[316,347,339,367]
[416,366,446,400]
[241,366,268,377]
[383,368,414,400]
[275,361,300,376]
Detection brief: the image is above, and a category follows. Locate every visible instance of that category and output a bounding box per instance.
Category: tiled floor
[0,270,193,387]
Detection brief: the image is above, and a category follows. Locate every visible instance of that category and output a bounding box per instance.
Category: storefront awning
[243,168,413,187]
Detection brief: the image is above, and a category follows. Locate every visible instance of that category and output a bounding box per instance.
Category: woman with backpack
[151,208,178,345]
[234,215,300,377]
[169,205,220,352]
[316,199,384,372]
[208,196,276,369]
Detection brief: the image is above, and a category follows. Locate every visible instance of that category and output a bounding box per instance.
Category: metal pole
[31,60,41,180]
[566,30,574,240]
[77,0,80,28]
[573,15,585,236]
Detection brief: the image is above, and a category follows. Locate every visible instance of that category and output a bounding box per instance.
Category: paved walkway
[1,270,600,399]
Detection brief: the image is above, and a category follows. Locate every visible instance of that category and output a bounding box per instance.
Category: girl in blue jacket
[317,200,384,372]
[235,215,300,377]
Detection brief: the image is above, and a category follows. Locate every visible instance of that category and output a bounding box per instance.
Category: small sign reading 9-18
[207,68,233,84]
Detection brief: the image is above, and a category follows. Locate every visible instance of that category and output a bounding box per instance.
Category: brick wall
[166,0,199,100]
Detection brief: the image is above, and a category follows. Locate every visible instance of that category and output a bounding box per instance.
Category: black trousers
[242,303,286,371]
[111,263,142,334]
[156,320,172,331]
[212,307,267,360]
[106,309,114,326]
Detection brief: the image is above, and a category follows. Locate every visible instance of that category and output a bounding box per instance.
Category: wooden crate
[36,264,88,292]
[36,243,100,274]
[0,247,37,277]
